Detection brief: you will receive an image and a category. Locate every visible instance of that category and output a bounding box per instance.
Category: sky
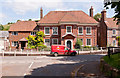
[0,0,115,25]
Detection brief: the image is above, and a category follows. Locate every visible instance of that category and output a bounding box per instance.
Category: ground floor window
[80,39,83,46]
[45,39,50,46]
[12,41,18,47]
[113,40,116,46]
[52,39,58,45]
[86,39,91,46]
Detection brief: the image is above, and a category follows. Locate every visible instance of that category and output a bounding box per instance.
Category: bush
[43,47,51,51]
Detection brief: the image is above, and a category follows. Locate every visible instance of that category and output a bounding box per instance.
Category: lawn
[103,53,120,70]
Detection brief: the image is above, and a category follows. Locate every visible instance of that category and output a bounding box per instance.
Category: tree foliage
[94,13,101,21]
[116,36,120,46]
[104,1,120,24]
[26,31,46,49]
[28,19,32,21]
[0,24,4,30]
[75,38,83,49]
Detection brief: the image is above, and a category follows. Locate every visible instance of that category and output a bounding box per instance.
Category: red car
[50,45,77,57]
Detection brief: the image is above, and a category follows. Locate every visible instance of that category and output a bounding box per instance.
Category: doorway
[21,41,26,50]
[65,39,73,50]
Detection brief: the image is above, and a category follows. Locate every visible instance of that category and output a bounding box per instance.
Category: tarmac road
[1,54,106,77]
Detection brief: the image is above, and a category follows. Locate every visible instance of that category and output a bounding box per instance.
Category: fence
[108,47,120,58]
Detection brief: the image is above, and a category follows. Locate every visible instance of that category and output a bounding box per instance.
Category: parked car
[50,45,77,57]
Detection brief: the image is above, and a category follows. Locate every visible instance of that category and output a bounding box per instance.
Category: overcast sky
[0,0,115,25]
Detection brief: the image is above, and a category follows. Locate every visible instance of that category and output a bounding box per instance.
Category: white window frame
[86,27,92,35]
[66,26,72,34]
[44,39,50,46]
[52,27,58,35]
[52,39,58,45]
[112,29,116,34]
[30,32,36,35]
[78,27,83,35]
[12,32,18,35]
[44,27,50,35]
[86,39,91,46]
[12,41,18,47]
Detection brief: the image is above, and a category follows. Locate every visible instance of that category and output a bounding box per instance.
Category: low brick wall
[100,57,120,78]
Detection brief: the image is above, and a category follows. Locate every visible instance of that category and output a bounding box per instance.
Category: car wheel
[54,53,58,57]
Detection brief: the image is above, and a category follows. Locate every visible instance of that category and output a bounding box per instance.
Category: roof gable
[9,21,37,31]
[38,11,98,24]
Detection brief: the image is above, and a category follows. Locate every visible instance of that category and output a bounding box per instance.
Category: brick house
[37,7,98,49]
[98,9,120,47]
[9,7,98,50]
[9,21,37,50]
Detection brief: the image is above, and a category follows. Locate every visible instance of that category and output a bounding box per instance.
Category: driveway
[1,54,106,77]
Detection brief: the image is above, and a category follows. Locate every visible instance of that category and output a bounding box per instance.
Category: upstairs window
[52,27,58,35]
[12,41,18,47]
[45,39,50,46]
[78,27,83,35]
[44,27,50,35]
[66,26,72,34]
[12,32,18,35]
[52,39,58,45]
[113,30,116,34]
[30,32,36,35]
[86,27,91,35]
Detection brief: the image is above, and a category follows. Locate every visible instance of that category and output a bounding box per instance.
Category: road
[1,54,106,77]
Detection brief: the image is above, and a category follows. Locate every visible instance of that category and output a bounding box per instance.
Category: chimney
[90,6,93,17]
[40,7,43,19]
[101,9,106,21]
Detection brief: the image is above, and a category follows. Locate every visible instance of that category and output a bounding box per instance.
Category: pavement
[1,54,107,78]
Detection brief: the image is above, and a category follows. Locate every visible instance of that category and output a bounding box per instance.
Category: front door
[21,41,26,50]
[67,41,71,49]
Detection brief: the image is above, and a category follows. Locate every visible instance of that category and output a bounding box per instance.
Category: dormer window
[30,32,36,35]
[66,26,72,34]
[12,32,18,35]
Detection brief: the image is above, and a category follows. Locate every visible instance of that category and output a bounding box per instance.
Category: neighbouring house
[37,7,98,49]
[9,21,37,50]
[98,9,120,47]
[0,31,9,51]
[9,6,98,50]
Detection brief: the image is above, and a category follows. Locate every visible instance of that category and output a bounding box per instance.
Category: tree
[75,38,83,49]
[0,24,4,30]
[17,20,21,22]
[94,13,101,21]
[28,19,32,21]
[116,36,120,46]
[26,31,46,49]
[104,1,120,24]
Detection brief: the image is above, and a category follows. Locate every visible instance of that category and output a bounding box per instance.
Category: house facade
[98,10,120,47]
[37,7,98,49]
[9,21,37,50]
[9,7,98,50]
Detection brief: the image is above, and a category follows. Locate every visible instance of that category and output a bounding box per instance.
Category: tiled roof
[38,11,98,24]
[9,21,37,31]
[0,31,9,37]
[105,18,119,28]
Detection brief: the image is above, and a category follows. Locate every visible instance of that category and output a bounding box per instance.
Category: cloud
[0,13,7,24]
[2,0,64,15]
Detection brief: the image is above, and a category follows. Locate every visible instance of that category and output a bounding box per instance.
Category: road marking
[28,62,34,69]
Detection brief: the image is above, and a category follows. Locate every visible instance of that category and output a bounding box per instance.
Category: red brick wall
[9,31,30,49]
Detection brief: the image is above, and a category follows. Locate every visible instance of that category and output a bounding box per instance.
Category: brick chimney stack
[90,6,93,17]
[40,7,43,19]
[101,9,106,21]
